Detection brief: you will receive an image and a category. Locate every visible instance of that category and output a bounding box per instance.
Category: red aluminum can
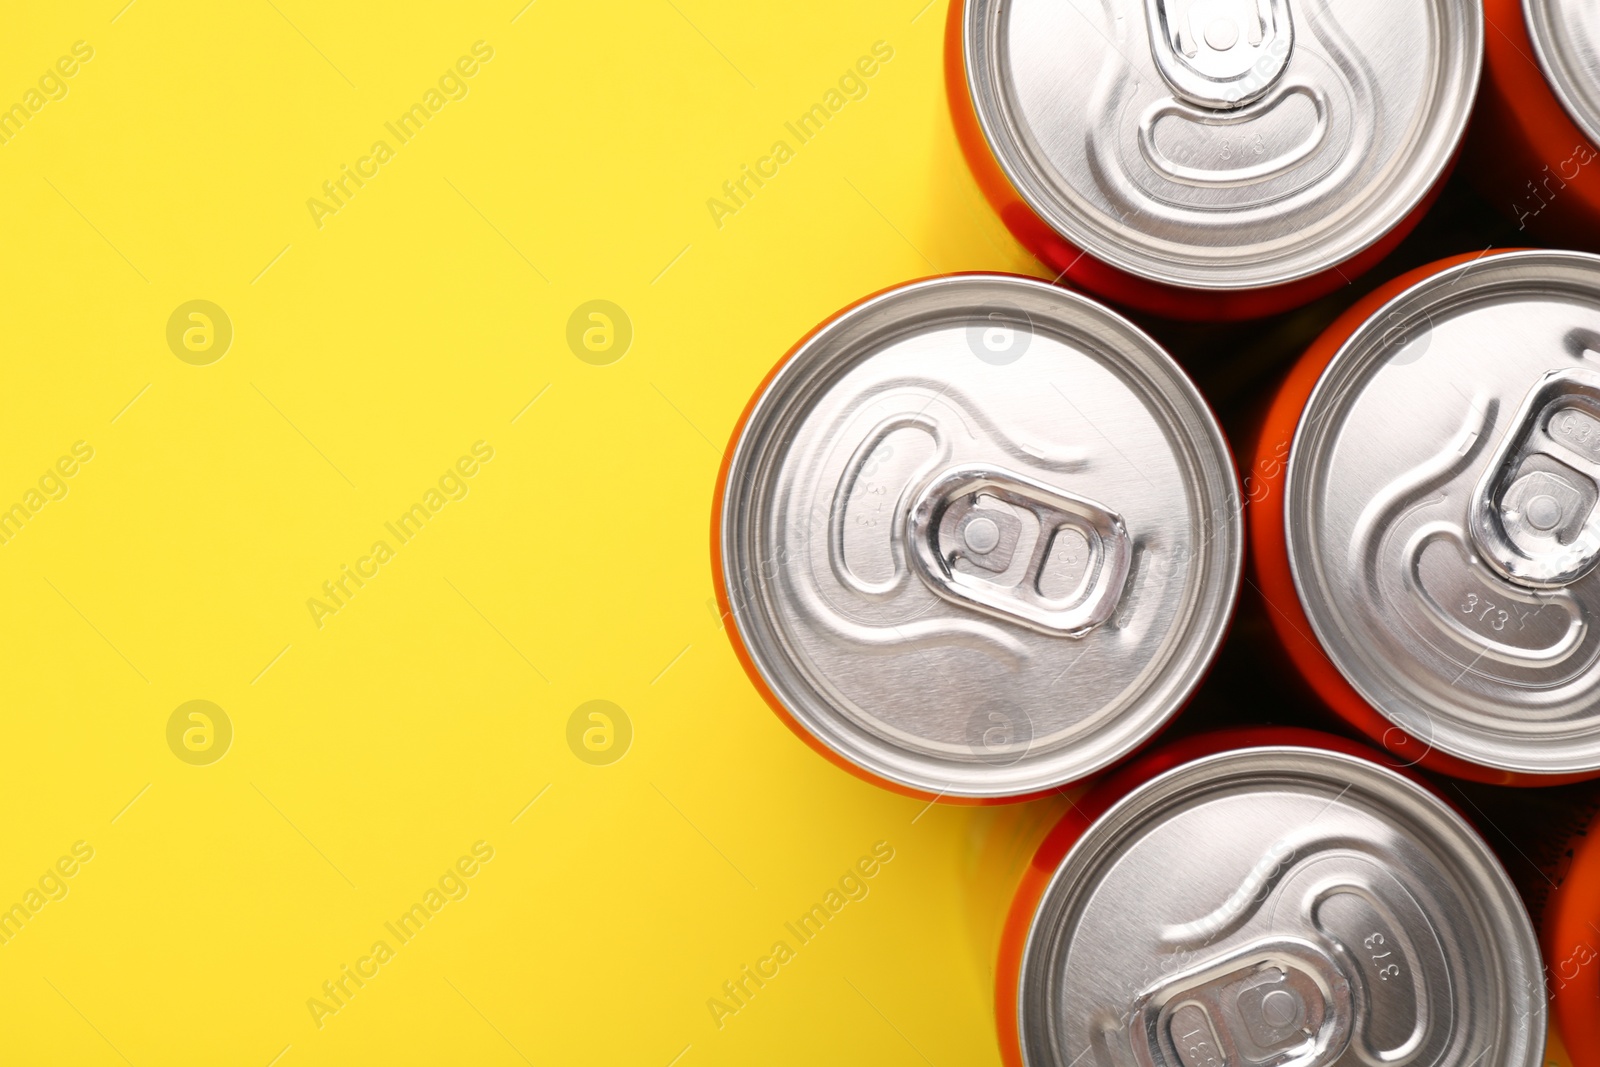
[713,275,1240,803]
[1251,249,1600,785]
[993,727,1546,1067]
[1474,0,1600,246]
[945,0,1481,321]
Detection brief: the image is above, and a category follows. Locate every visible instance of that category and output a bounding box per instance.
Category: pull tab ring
[1468,368,1600,589]
[905,464,1131,637]
[1144,0,1295,109]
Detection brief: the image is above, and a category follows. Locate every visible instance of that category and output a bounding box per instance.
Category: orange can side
[1246,251,1600,787]
[944,0,1455,324]
[992,727,1406,1067]
[1544,803,1600,1067]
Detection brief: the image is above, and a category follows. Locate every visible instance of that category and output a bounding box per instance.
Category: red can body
[992,728,1435,1067]
[992,726,1583,1067]
[1545,802,1600,1067]
[1473,0,1600,246]
[714,274,1242,805]
[1248,252,1600,786]
[943,0,1454,323]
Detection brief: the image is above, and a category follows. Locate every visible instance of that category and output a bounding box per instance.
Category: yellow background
[0,1,1076,1063]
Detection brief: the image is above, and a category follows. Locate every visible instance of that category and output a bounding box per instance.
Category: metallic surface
[721,276,1240,797]
[1018,747,1545,1067]
[907,464,1132,637]
[962,0,1481,290]
[1469,368,1600,589]
[1287,251,1600,776]
[1523,0,1600,149]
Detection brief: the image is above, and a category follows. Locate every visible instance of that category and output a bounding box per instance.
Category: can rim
[1522,0,1600,150]
[719,275,1242,798]
[1016,745,1546,1067]
[1285,249,1600,775]
[960,0,1483,292]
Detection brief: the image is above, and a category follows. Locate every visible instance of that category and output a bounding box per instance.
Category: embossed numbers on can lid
[1288,251,1600,775]
[720,277,1241,797]
[962,0,1481,291]
[1019,747,1544,1067]
[1524,0,1600,147]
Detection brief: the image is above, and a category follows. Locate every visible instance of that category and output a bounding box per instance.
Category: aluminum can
[999,729,1546,1067]
[1474,0,1600,245]
[945,0,1481,322]
[714,275,1242,801]
[1250,250,1600,784]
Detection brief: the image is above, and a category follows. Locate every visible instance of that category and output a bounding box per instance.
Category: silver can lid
[1524,0,1600,147]
[961,0,1481,291]
[720,276,1241,797]
[1288,250,1600,775]
[1018,746,1545,1067]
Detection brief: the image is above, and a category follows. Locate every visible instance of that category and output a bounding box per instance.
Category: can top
[1525,0,1600,147]
[720,276,1241,798]
[1018,746,1544,1067]
[961,0,1481,291]
[1288,250,1600,775]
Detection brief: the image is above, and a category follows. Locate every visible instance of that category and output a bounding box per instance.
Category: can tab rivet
[1469,368,1600,588]
[905,465,1130,637]
[1144,0,1294,109]
[1130,938,1353,1067]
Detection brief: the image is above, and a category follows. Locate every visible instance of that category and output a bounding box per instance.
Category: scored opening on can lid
[1287,250,1600,776]
[962,0,1482,291]
[1018,747,1545,1067]
[1523,0,1600,148]
[719,276,1241,798]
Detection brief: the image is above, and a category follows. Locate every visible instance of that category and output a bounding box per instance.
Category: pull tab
[1144,0,1294,109]
[1469,368,1600,588]
[904,465,1130,637]
[1129,938,1353,1067]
